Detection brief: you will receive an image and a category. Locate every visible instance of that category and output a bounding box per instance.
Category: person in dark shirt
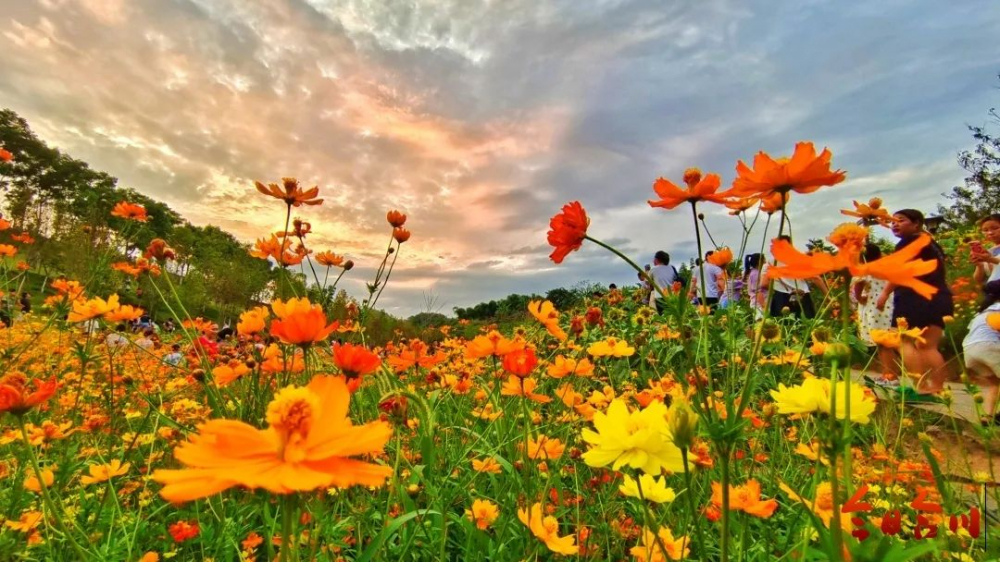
[19,292,30,313]
[876,209,953,395]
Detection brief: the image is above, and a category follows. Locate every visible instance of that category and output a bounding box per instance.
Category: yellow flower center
[266,386,319,460]
[827,223,869,251]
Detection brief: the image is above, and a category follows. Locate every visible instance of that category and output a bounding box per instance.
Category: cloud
[1,0,996,316]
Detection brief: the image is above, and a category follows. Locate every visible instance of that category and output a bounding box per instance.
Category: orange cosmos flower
[731,141,846,198]
[528,300,568,341]
[68,294,120,322]
[144,239,176,261]
[466,331,525,359]
[0,217,10,230]
[547,201,589,264]
[237,307,269,335]
[518,503,578,555]
[0,374,58,416]
[778,481,851,532]
[385,340,446,372]
[0,147,12,162]
[386,210,407,228]
[105,304,144,323]
[707,247,733,267]
[332,343,382,380]
[472,457,503,473]
[840,197,892,226]
[80,459,130,485]
[525,435,565,460]
[10,231,34,244]
[213,362,251,386]
[503,348,539,378]
[467,499,499,530]
[250,234,302,266]
[392,227,411,243]
[0,244,17,257]
[648,168,729,210]
[768,232,939,298]
[255,177,323,207]
[759,191,790,214]
[710,479,778,518]
[546,355,595,378]
[501,375,551,403]
[152,375,391,502]
[269,300,339,347]
[315,251,345,267]
[725,196,758,215]
[111,201,148,222]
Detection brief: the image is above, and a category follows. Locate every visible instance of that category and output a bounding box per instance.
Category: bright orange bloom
[707,247,733,267]
[332,342,382,380]
[269,300,339,347]
[68,294,120,322]
[0,148,12,162]
[111,201,148,222]
[315,251,345,267]
[144,239,176,261]
[80,459,130,485]
[731,142,846,197]
[648,168,729,210]
[213,362,251,386]
[724,197,758,215]
[392,227,411,243]
[710,479,778,518]
[500,375,551,403]
[237,307,269,336]
[528,300,567,341]
[0,374,58,416]
[0,218,10,230]
[255,177,323,207]
[105,304,144,323]
[250,234,302,266]
[10,231,34,244]
[768,232,939,299]
[779,481,850,531]
[503,348,539,378]
[546,355,595,378]
[386,210,407,228]
[630,526,690,561]
[0,244,17,257]
[386,340,447,372]
[467,499,499,530]
[840,197,892,226]
[518,503,578,555]
[472,457,503,474]
[152,375,392,502]
[24,468,54,493]
[547,201,589,264]
[525,435,565,460]
[466,331,526,359]
[758,191,789,214]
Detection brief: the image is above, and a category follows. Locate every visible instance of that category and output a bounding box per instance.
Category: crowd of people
[634,208,1000,424]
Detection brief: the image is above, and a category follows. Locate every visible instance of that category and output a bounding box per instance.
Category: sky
[1,0,999,318]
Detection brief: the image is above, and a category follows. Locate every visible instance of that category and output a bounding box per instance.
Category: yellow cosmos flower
[81,459,130,485]
[587,337,635,358]
[619,474,677,504]
[270,297,316,319]
[24,468,54,493]
[630,526,690,561]
[547,355,595,378]
[581,399,686,474]
[68,294,120,323]
[770,378,876,423]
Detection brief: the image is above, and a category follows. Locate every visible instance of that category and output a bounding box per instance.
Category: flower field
[1,141,998,562]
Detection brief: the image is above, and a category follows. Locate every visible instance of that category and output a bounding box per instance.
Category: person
[688,252,724,308]
[19,292,30,314]
[637,264,653,303]
[766,236,826,319]
[648,251,678,313]
[163,343,184,367]
[744,253,766,318]
[963,279,1000,425]
[135,329,155,351]
[972,214,1000,286]
[853,243,896,376]
[876,209,954,395]
[106,324,129,351]
[162,318,176,333]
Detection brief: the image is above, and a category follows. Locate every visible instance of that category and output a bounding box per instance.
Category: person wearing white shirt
[764,236,828,319]
[964,280,1000,425]
[647,251,679,313]
[688,252,725,308]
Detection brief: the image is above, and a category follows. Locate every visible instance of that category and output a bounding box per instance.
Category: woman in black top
[876,209,953,394]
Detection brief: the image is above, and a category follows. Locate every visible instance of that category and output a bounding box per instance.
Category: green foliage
[939,79,1000,224]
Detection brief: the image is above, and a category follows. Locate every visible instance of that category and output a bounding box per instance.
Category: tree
[939,78,1000,224]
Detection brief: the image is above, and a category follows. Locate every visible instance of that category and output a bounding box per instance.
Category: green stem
[18,419,90,561]
[281,494,298,562]
[682,448,706,558]
[720,447,731,562]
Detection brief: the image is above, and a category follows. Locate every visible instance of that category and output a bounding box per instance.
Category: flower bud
[823,342,851,363]
[668,399,698,451]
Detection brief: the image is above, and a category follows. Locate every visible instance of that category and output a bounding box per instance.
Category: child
[963,280,1000,425]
